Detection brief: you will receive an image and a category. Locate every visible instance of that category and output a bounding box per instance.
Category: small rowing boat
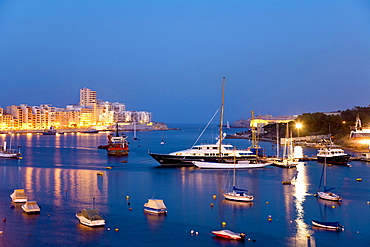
[311,220,344,231]
[212,229,245,240]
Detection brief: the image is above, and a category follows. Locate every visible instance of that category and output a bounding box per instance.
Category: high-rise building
[79,87,97,107]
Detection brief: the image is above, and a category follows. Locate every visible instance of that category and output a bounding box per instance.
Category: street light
[296,123,302,138]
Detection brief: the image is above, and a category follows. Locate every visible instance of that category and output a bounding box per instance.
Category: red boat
[107,134,129,156]
[212,230,245,240]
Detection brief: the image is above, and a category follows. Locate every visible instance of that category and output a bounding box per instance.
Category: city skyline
[1,1,370,124]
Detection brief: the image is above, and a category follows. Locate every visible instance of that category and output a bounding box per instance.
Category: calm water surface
[0,124,369,247]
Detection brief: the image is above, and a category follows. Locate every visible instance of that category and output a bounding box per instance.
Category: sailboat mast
[251,110,256,147]
[276,123,279,157]
[218,77,226,158]
[324,148,327,189]
[283,122,288,158]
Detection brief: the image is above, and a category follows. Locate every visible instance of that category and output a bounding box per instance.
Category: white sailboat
[222,163,254,202]
[317,149,342,201]
[132,121,138,140]
[272,122,299,168]
[191,78,270,169]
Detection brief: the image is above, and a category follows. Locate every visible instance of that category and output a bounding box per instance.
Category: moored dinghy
[212,229,246,240]
[312,220,344,231]
[10,189,27,203]
[143,199,167,214]
[76,208,105,227]
[21,201,40,214]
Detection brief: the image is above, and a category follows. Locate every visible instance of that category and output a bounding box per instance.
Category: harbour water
[0,124,369,246]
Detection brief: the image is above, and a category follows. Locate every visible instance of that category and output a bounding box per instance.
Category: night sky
[1,0,369,123]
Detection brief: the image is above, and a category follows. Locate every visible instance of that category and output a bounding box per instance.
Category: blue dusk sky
[0,0,370,124]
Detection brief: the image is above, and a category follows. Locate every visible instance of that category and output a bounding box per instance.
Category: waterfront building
[79,87,97,107]
[0,87,152,131]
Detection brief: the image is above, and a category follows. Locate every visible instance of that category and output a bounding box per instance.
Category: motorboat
[76,208,105,227]
[107,134,129,156]
[192,160,271,169]
[360,152,370,162]
[143,199,167,214]
[10,189,27,203]
[42,126,56,135]
[350,115,370,140]
[312,220,344,231]
[21,201,40,214]
[317,146,351,165]
[101,123,129,156]
[212,229,245,240]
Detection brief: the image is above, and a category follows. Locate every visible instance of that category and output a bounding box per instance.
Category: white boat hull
[223,192,254,202]
[21,205,40,214]
[192,161,271,169]
[317,191,342,201]
[10,196,27,203]
[212,230,245,240]
[76,214,105,227]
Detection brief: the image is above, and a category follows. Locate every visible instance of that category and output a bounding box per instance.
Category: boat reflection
[212,235,243,246]
[221,199,254,210]
[145,211,166,232]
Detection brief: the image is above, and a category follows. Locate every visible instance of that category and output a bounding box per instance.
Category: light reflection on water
[0,126,369,246]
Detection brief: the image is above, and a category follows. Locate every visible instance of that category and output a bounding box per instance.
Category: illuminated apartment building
[0,87,152,130]
[80,87,97,107]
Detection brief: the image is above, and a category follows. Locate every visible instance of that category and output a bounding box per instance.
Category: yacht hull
[317,155,351,165]
[149,153,256,167]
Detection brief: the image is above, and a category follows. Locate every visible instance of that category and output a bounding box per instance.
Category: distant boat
[317,150,342,202]
[272,122,299,168]
[132,122,138,140]
[222,163,254,202]
[160,131,165,145]
[312,220,344,231]
[43,126,56,135]
[350,115,370,140]
[21,201,40,214]
[212,229,246,240]
[226,121,231,129]
[76,208,105,227]
[360,152,370,162]
[81,129,99,133]
[10,189,27,203]
[143,199,167,214]
[0,138,22,159]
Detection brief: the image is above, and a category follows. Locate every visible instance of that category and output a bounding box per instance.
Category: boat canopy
[13,189,27,198]
[23,201,40,210]
[232,186,248,192]
[146,199,166,209]
[81,209,104,221]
